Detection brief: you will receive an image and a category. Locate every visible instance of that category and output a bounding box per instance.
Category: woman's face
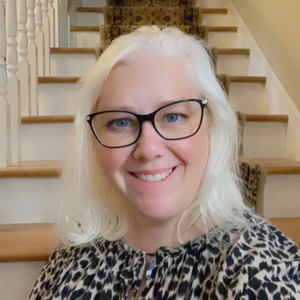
[94,55,209,226]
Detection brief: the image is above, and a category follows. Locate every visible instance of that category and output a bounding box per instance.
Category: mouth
[131,168,175,183]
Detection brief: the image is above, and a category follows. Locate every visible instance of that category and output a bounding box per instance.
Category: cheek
[184,126,209,177]
[93,143,125,176]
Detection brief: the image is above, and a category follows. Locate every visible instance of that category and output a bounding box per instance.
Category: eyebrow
[96,98,198,112]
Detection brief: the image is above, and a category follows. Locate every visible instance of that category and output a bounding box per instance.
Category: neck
[123,213,202,253]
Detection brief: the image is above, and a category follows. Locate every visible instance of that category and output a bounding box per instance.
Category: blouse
[29,215,300,299]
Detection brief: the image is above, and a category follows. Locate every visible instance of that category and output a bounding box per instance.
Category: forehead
[96,55,199,112]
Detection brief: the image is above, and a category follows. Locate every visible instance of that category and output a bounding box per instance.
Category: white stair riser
[207,31,237,48]
[201,14,235,27]
[217,55,249,76]
[74,12,104,27]
[70,31,100,48]
[39,84,80,115]
[80,0,106,6]
[196,0,227,8]
[229,82,267,114]
[0,178,60,224]
[243,122,287,158]
[51,54,97,77]
[0,262,45,300]
[21,123,73,161]
[263,174,300,218]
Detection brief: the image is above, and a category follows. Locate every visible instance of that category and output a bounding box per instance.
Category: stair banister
[0,0,11,167]
[17,0,31,116]
[35,0,45,76]
[48,0,55,47]
[6,0,21,163]
[41,0,50,75]
[27,0,38,115]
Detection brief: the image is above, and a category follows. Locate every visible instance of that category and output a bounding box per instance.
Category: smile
[133,168,174,182]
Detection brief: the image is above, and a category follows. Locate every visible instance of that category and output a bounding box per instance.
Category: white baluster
[48,0,55,47]
[17,0,31,116]
[0,0,11,166]
[6,0,21,163]
[27,0,38,115]
[42,0,50,75]
[35,0,44,76]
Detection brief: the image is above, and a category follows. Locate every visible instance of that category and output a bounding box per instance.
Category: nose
[132,121,165,160]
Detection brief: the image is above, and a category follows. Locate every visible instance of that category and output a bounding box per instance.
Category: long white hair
[57,26,251,245]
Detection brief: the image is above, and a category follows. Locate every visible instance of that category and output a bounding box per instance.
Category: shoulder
[29,242,101,298]
[219,214,300,298]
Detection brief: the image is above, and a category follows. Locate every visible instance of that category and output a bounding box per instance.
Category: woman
[30,26,300,299]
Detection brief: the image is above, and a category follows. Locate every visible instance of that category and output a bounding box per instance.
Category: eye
[165,113,183,123]
[113,118,130,128]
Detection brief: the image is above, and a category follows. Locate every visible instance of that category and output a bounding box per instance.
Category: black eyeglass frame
[86,98,208,148]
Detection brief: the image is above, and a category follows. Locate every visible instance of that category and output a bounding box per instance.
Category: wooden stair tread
[21,113,287,125]
[38,75,264,84]
[70,26,99,32]
[245,114,289,122]
[1,218,299,262]
[0,160,62,177]
[201,8,228,14]
[0,223,57,262]
[21,115,75,124]
[254,158,300,175]
[218,48,250,56]
[230,76,266,83]
[38,77,79,84]
[50,47,96,54]
[208,26,238,32]
[50,47,250,56]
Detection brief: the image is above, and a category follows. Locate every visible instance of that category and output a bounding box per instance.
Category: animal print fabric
[29,215,300,299]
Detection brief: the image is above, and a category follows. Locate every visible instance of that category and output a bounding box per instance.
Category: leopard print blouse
[30,215,300,299]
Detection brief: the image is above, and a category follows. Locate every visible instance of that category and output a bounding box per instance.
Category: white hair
[57,26,252,245]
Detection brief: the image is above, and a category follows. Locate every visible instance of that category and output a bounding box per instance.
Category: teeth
[135,169,173,182]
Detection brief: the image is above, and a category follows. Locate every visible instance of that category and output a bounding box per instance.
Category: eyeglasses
[86,98,208,148]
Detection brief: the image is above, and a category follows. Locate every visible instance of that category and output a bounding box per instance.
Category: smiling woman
[29,26,300,299]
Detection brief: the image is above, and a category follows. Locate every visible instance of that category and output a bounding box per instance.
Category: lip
[129,167,176,183]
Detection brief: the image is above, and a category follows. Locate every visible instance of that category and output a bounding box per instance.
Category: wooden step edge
[269,218,300,245]
[70,26,99,32]
[0,161,62,178]
[202,8,228,14]
[38,77,79,84]
[208,26,238,32]
[254,158,300,175]
[50,47,96,55]
[0,223,57,262]
[218,48,250,56]
[77,7,104,13]
[21,115,75,124]
[1,218,299,262]
[230,76,266,83]
[245,114,289,123]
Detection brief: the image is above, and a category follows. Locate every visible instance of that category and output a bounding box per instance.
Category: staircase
[0,0,300,298]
